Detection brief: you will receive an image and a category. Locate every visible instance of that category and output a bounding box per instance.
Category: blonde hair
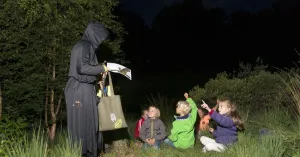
[218,98,245,131]
[149,106,160,118]
[177,101,191,115]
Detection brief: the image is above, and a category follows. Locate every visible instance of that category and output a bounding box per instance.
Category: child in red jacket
[196,97,219,137]
[134,108,148,139]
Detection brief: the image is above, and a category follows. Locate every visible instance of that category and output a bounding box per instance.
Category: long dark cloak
[64,21,108,157]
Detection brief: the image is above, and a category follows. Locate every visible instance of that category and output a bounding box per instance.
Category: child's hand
[209,128,214,133]
[184,93,189,99]
[103,65,109,72]
[201,103,211,112]
[149,138,155,145]
[145,138,151,145]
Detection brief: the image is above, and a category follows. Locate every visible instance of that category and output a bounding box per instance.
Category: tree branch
[55,93,62,116]
[0,85,2,121]
[45,64,51,130]
[50,64,56,122]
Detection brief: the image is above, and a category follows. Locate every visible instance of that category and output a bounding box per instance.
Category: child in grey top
[139,106,166,149]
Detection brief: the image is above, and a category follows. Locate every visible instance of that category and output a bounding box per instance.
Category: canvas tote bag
[98,72,128,131]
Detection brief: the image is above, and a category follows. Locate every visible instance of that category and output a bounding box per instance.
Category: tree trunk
[0,85,2,121]
[49,123,57,140]
[45,64,50,131]
[45,64,62,141]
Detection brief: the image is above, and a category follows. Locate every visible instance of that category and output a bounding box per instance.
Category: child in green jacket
[164,93,198,149]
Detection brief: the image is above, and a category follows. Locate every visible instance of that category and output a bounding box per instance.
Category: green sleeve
[168,121,179,142]
[186,98,198,123]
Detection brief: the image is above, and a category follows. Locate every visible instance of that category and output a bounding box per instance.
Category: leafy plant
[0,114,28,157]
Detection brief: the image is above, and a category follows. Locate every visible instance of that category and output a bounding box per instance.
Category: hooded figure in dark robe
[64,21,109,157]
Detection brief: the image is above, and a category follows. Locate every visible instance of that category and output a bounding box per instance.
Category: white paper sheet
[107,62,132,80]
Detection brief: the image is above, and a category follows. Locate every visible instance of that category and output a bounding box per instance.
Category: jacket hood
[82,21,109,49]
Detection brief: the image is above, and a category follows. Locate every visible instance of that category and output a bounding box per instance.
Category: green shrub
[0,114,29,157]
[189,68,285,119]
[186,63,299,156]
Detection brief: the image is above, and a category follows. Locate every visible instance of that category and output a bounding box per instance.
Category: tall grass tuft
[49,131,82,157]
[5,127,82,157]
[280,69,300,155]
[148,93,177,130]
[232,133,286,157]
[6,127,48,157]
[282,71,300,122]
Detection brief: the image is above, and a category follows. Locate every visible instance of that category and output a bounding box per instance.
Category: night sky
[112,0,300,112]
[116,0,299,76]
[117,0,299,69]
[118,0,277,25]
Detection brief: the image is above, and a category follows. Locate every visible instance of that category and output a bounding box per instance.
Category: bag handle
[99,72,114,97]
[107,72,115,96]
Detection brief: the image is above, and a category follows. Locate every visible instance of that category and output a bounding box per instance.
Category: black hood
[82,21,109,49]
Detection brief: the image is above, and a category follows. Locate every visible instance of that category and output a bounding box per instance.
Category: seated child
[196,97,219,135]
[164,93,198,149]
[134,108,148,140]
[139,106,166,149]
[197,109,210,131]
[200,97,245,153]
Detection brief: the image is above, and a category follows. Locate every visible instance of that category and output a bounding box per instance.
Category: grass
[4,98,300,157]
[3,73,300,157]
[104,111,298,157]
[4,119,297,157]
[4,127,82,157]
[104,75,300,156]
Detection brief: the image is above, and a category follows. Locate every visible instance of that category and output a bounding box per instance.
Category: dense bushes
[189,64,286,115]
[187,62,300,156]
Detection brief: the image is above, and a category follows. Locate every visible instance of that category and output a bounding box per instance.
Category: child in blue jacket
[200,97,245,153]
